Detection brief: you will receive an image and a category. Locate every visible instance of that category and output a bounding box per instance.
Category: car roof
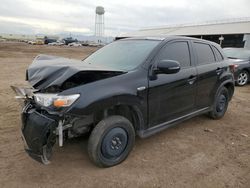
[119,36,194,41]
[119,36,220,47]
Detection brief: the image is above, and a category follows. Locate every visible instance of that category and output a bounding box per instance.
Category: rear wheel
[209,87,229,119]
[236,70,249,86]
[88,115,135,167]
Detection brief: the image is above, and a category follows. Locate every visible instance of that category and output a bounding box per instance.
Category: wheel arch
[241,68,250,76]
[223,81,234,101]
[93,103,146,135]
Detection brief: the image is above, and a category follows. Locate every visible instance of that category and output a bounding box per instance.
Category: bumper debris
[22,108,57,164]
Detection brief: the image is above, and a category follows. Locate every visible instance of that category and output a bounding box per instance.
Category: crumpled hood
[228,58,250,65]
[27,54,125,90]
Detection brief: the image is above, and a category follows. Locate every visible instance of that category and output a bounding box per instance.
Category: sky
[0,0,250,37]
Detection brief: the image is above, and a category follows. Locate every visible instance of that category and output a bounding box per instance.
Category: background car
[62,37,78,45]
[223,48,250,86]
[35,40,44,45]
[68,42,82,47]
[48,41,65,46]
[27,41,36,45]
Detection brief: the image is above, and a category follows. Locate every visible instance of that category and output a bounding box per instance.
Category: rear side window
[212,46,224,61]
[194,42,215,65]
[158,41,191,68]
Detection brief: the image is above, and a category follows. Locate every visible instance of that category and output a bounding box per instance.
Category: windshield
[223,48,250,60]
[83,40,161,71]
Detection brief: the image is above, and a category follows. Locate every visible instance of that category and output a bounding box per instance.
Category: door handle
[216,67,223,75]
[187,75,197,85]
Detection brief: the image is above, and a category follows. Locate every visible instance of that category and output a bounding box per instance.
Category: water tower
[95,6,105,38]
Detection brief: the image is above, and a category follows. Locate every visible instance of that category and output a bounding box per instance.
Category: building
[117,18,250,48]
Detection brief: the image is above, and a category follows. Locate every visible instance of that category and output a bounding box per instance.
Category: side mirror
[155,60,181,74]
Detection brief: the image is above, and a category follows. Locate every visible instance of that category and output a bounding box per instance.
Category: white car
[48,42,64,46]
[88,42,104,47]
[68,42,82,47]
[28,41,36,45]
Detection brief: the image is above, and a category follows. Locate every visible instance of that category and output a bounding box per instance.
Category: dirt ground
[0,42,249,188]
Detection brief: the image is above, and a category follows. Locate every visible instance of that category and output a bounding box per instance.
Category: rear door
[148,40,197,127]
[192,41,220,108]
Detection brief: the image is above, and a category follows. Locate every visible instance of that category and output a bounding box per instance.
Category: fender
[65,94,147,134]
[211,77,234,104]
[68,94,146,116]
[77,97,146,133]
[59,69,148,127]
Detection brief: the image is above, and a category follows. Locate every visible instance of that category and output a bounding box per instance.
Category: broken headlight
[34,93,80,108]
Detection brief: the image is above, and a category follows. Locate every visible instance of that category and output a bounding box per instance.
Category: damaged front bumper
[21,104,57,164]
[12,86,90,165]
[11,86,61,164]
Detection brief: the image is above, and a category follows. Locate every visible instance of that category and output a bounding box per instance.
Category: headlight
[34,93,80,107]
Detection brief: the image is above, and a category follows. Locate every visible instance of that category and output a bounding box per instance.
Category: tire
[236,70,249,86]
[209,87,229,119]
[88,115,135,167]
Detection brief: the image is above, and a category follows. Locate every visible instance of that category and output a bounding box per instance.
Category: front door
[148,40,197,127]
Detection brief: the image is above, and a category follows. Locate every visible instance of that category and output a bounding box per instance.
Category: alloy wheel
[237,72,248,85]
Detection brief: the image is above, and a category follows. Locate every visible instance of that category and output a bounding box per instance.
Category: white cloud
[0,0,249,36]
[65,27,90,33]
[0,16,91,34]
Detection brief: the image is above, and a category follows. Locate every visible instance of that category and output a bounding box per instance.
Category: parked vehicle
[44,38,57,45]
[48,41,65,46]
[88,42,103,47]
[35,40,44,45]
[68,42,82,47]
[81,42,89,46]
[47,42,56,46]
[12,37,234,167]
[27,41,36,45]
[223,48,250,86]
[63,37,78,45]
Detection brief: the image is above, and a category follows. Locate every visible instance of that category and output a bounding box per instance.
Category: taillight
[229,64,238,73]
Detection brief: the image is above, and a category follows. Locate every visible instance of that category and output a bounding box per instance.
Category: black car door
[148,40,197,127]
[192,41,220,108]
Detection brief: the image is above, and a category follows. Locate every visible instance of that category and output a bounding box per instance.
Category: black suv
[12,36,234,167]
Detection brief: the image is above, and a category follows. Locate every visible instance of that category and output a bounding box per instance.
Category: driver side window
[158,41,191,68]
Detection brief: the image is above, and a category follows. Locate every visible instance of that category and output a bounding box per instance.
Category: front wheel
[209,87,229,119]
[236,70,249,86]
[88,115,135,167]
